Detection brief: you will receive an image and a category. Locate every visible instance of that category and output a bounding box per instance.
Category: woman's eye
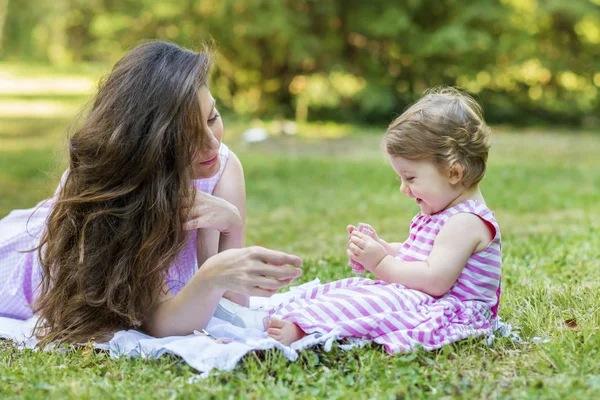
[208,113,220,124]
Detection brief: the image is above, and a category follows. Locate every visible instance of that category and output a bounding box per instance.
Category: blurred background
[1,0,599,253]
[1,0,599,127]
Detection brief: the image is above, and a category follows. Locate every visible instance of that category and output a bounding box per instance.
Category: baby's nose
[400,182,409,195]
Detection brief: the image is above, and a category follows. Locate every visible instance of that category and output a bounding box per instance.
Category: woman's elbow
[142,300,174,338]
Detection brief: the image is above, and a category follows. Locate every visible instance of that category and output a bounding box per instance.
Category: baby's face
[389,155,463,215]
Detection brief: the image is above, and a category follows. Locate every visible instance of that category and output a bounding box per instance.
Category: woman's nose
[204,130,220,150]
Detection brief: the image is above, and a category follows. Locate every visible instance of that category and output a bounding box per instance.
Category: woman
[0,41,302,346]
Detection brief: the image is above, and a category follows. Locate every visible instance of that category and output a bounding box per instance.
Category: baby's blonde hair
[384,86,490,188]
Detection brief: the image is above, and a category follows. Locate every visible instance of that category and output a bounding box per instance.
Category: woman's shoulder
[193,143,235,194]
[214,142,232,180]
[211,146,245,200]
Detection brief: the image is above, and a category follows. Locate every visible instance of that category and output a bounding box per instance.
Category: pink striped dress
[270,199,502,353]
[0,143,230,320]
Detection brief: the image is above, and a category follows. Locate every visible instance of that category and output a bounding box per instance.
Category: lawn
[1,66,600,398]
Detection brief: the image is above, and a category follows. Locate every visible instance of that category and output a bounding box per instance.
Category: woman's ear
[448,162,464,185]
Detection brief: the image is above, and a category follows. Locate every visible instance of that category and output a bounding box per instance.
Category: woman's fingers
[249,287,278,297]
[182,220,197,231]
[277,277,295,284]
[250,246,302,267]
[346,249,358,259]
[257,264,302,280]
[254,277,288,290]
[183,217,213,231]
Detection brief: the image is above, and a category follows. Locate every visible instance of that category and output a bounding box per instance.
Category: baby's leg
[266,318,307,345]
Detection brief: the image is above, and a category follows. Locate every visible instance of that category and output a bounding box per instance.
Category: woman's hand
[200,246,303,297]
[183,190,242,233]
[145,246,302,337]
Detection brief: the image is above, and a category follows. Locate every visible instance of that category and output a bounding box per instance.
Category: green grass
[1,66,599,398]
[1,118,599,399]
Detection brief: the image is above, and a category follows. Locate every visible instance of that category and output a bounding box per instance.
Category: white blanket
[0,280,340,377]
[0,279,517,378]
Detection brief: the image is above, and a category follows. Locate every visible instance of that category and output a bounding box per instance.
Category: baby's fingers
[346,249,359,259]
[350,235,366,249]
[351,230,363,238]
[349,243,362,254]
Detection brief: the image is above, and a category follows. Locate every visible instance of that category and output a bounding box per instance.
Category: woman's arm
[211,152,249,306]
[143,247,302,337]
[213,152,246,251]
[144,269,226,338]
[185,152,248,306]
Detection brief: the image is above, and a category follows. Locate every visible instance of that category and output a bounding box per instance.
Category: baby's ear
[448,162,464,185]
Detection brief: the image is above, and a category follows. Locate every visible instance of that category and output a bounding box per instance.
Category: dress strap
[193,143,230,194]
[440,199,499,241]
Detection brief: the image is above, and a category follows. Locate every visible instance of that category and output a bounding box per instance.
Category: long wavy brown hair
[34,41,212,346]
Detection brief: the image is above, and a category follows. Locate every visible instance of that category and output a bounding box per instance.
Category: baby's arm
[379,240,403,256]
[351,213,491,297]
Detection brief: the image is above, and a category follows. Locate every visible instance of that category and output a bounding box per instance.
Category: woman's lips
[199,155,218,166]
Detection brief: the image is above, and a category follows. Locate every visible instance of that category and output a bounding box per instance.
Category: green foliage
[1,0,599,126]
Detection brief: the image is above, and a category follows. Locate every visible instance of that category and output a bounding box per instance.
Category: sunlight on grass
[0,74,95,96]
[0,100,84,118]
[0,64,96,119]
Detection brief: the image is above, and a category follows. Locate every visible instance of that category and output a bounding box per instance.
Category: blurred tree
[0,0,8,55]
[1,0,599,126]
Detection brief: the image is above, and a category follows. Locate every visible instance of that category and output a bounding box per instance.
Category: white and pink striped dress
[270,199,502,354]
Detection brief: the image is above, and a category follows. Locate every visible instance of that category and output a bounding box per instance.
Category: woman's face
[192,86,224,179]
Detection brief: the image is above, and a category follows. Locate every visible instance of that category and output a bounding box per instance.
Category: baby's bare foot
[266,318,306,346]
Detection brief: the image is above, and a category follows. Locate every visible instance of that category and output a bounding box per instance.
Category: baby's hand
[348,224,397,256]
[347,231,387,271]
[347,224,377,239]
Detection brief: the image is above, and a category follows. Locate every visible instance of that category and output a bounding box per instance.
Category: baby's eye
[404,177,415,182]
